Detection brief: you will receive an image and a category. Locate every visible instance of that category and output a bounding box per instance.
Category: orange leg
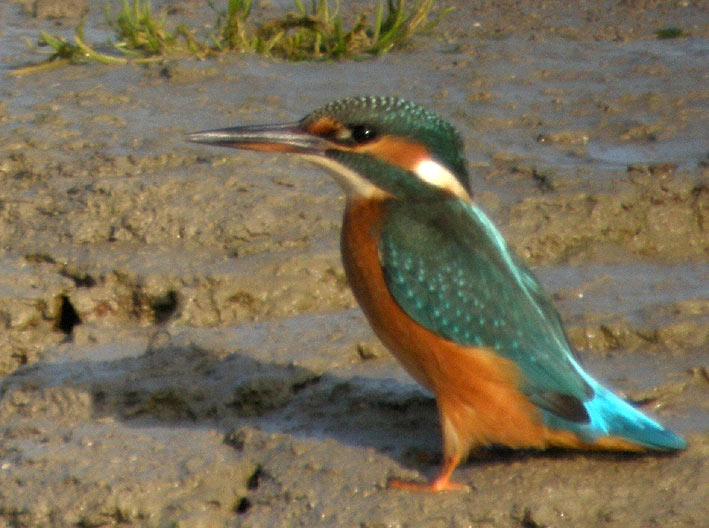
[388,454,470,492]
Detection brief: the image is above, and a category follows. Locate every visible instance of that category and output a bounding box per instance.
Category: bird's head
[188,96,470,201]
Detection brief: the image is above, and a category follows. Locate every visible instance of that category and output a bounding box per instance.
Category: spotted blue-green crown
[302,96,470,193]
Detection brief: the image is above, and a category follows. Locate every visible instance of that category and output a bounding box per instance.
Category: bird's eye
[350,124,378,144]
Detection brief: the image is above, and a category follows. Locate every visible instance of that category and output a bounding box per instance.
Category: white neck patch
[413,159,471,200]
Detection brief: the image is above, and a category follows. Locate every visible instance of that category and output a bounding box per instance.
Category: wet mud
[0,0,708,526]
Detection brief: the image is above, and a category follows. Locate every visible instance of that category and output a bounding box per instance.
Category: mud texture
[0,0,708,527]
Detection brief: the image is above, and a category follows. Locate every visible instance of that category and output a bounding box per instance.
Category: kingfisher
[188,96,686,492]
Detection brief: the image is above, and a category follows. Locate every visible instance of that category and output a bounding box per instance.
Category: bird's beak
[187,123,330,154]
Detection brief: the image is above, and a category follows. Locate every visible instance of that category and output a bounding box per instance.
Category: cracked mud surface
[0,1,708,526]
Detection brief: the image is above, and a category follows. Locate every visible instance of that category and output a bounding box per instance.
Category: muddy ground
[0,0,708,526]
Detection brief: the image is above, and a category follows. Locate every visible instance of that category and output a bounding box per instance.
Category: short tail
[583,381,686,451]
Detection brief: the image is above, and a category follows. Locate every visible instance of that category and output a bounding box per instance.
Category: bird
[188,96,686,492]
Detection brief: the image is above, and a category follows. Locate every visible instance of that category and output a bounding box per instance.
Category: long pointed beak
[187,122,330,154]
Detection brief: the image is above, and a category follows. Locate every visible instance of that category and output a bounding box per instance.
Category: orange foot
[387,455,470,492]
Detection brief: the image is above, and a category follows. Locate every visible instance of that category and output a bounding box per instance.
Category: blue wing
[378,198,686,449]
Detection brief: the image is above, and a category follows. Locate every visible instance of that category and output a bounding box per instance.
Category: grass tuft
[11,0,451,75]
[252,0,453,60]
[12,17,129,76]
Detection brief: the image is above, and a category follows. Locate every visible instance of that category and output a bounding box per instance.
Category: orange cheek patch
[307,116,342,137]
[356,136,431,171]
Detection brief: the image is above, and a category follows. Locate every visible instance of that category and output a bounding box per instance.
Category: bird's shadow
[0,327,679,477]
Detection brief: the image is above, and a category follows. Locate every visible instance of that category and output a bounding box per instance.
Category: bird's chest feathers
[340,198,470,347]
[340,198,436,388]
[339,198,512,392]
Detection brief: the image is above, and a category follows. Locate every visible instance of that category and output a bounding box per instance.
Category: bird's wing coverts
[379,199,592,422]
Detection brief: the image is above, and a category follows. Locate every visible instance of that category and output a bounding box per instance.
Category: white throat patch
[300,154,390,200]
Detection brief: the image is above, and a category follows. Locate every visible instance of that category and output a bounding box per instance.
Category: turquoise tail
[584,381,686,450]
[543,377,686,451]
